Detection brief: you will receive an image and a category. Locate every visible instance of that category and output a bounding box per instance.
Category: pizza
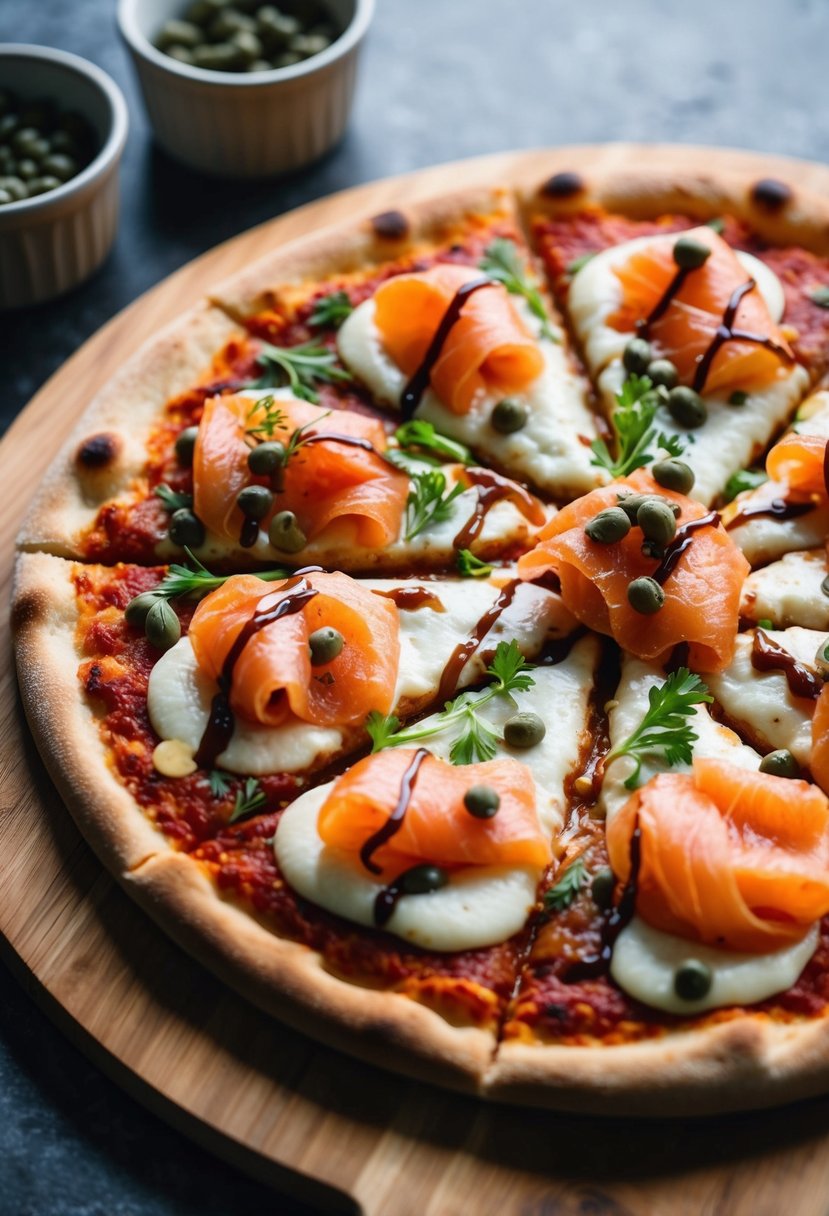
[12,161,829,1116]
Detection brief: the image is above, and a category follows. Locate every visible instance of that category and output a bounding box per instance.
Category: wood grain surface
[5,145,829,1216]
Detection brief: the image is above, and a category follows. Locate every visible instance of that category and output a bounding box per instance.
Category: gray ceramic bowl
[118,0,374,178]
[0,44,128,309]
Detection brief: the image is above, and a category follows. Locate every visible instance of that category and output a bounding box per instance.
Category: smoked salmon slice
[608,227,794,394]
[317,748,550,879]
[765,432,829,499]
[373,263,545,414]
[193,394,409,548]
[607,758,829,953]
[188,571,400,728]
[517,469,748,671]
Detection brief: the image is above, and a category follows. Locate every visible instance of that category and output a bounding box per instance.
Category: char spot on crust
[540,171,585,199]
[10,588,48,635]
[370,210,410,240]
[751,178,793,211]
[76,432,120,470]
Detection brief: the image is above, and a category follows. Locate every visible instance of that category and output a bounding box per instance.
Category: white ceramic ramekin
[0,45,128,310]
[118,0,374,178]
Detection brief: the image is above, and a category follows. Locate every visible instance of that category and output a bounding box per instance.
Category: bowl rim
[117,0,375,86]
[0,43,129,218]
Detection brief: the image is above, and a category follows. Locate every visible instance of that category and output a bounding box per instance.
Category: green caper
[186,0,224,22]
[584,507,631,544]
[308,626,344,666]
[0,188,12,206]
[124,590,163,627]
[651,458,695,495]
[646,359,679,389]
[16,158,38,181]
[289,33,330,56]
[268,509,307,553]
[815,637,829,677]
[503,711,546,749]
[622,337,653,375]
[491,398,529,434]
[174,426,199,466]
[258,8,301,49]
[0,114,20,142]
[248,440,286,474]
[156,18,203,49]
[400,864,449,895]
[667,385,708,429]
[231,29,264,63]
[590,867,615,910]
[275,51,303,66]
[637,499,677,547]
[192,42,244,70]
[237,484,274,520]
[167,45,196,63]
[144,599,181,651]
[247,59,275,72]
[673,236,712,271]
[169,508,206,548]
[759,749,799,778]
[617,492,681,524]
[463,785,501,819]
[12,127,42,157]
[40,153,78,182]
[49,129,79,156]
[26,176,62,197]
[627,576,665,615]
[210,9,257,40]
[821,575,829,600]
[673,959,713,1001]
[729,390,748,406]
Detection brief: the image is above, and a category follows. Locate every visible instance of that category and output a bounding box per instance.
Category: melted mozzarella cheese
[705,627,823,764]
[568,230,808,505]
[611,917,818,1015]
[742,550,829,630]
[337,297,606,498]
[274,637,600,950]
[146,575,574,775]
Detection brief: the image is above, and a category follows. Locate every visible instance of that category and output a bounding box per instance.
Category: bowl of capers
[118,0,374,178]
[0,44,128,309]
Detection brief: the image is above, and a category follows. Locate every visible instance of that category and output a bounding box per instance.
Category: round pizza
[12,160,829,1115]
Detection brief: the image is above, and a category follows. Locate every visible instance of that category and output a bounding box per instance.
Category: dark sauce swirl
[563,822,642,982]
[400,277,493,419]
[725,497,815,531]
[437,579,520,703]
[751,629,822,700]
[360,747,430,877]
[452,468,544,550]
[650,511,720,585]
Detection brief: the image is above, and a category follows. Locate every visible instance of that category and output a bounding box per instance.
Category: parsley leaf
[151,549,287,603]
[447,699,500,765]
[246,340,352,402]
[244,393,288,442]
[544,857,587,912]
[404,470,466,540]
[208,769,233,798]
[605,667,713,790]
[479,238,558,342]
[590,374,685,479]
[722,467,768,504]
[229,777,267,824]
[487,638,535,694]
[394,419,474,466]
[154,483,193,512]
[456,548,493,578]
[308,290,353,329]
[567,253,595,276]
[756,617,774,630]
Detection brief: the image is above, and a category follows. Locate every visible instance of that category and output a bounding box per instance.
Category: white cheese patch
[274,637,600,950]
[568,230,809,506]
[337,296,606,498]
[611,916,818,1016]
[705,627,824,764]
[742,550,829,630]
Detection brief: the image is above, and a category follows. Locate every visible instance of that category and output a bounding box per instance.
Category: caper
[16,158,38,181]
[125,590,162,628]
[186,0,224,22]
[247,59,275,72]
[258,8,301,49]
[617,492,681,524]
[174,426,199,466]
[40,153,78,182]
[209,10,257,41]
[308,626,344,666]
[268,509,307,553]
[237,484,274,520]
[169,508,206,548]
[26,176,62,197]
[192,42,244,70]
[156,18,203,49]
[729,390,748,406]
[503,711,546,749]
[759,749,799,778]
[673,236,712,271]
[49,129,80,157]
[275,51,303,66]
[646,359,679,389]
[144,599,181,651]
[622,337,653,375]
[627,576,665,615]
[491,398,529,434]
[0,114,20,142]
[584,507,631,544]
[463,785,501,819]
[0,188,12,206]
[651,458,695,495]
[289,33,330,56]
[247,440,286,474]
[12,127,42,156]
[168,45,195,63]
[821,574,829,600]
[0,146,13,169]
[673,959,713,1001]
[590,867,615,910]
[637,499,677,547]
[815,637,829,677]
[667,385,708,429]
[400,864,448,895]
[231,29,264,63]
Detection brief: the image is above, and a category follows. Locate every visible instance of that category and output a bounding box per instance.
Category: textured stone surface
[1,0,828,1210]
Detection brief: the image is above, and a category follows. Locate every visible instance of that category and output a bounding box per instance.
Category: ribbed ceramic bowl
[0,45,128,310]
[118,0,374,178]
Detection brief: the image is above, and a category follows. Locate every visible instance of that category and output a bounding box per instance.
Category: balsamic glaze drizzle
[452,468,543,551]
[437,579,520,704]
[360,747,430,877]
[650,511,720,585]
[563,822,642,982]
[751,629,823,700]
[400,277,493,419]
[725,497,815,531]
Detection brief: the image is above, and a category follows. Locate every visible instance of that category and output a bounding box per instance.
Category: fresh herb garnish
[394,419,474,466]
[728,390,749,406]
[208,769,233,798]
[366,640,535,765]
[246,340,352,402]
[605,667,712,790]
[722,467,768,504]
[308,290,353,329]
[154,483,193,512]
[404,470,466,540]
[756,618,774,630]
[228,777,267,824]
[590,374,685,479]
[456,548,493,578]
[152,549,287,603]
[480,238,558,342]
[244,393,288,442]
[810,286,829,309]
[567,253,595,276]
[544,857,587,912]
[706,217,725,235]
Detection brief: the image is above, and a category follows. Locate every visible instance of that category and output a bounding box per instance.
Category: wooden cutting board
[5,145,829,1216]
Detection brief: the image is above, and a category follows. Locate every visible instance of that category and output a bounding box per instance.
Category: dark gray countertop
[2,1,828,1212]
